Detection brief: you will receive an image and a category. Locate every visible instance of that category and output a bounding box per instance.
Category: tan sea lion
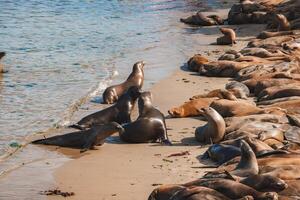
[187,54,209,72]
[261,165,300,180]
[168,97,216,118]
[102,61,144,104]
[195,107,225,144]
[216,28,237,45]
[199,60,251,77]
[257,30,295,39]
[262,99,300,114]
[190,89,238,101]
[276,14,291,31]
[248,36,295,48]
[180,12,223,26]
[32,122,124,152]
[120,91,171,145]
[258,85,300,101]
[70,86,141,130]
[254,78,300,96]
[240,48,287,58]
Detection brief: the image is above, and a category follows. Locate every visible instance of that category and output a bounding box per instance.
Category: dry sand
[48,23,266,200]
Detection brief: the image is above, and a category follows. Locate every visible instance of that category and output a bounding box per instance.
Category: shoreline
[48,15,266,200]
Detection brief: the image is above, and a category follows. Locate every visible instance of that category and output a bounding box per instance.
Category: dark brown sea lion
[70,86,141,130]
[168,97,216,118]
[195,107,225,144]
[187,54,209,72]
[276,14,291,31]
[0,52,6,73]
[185,178,278,200]
[32,122,123,152]
[216,28,237,45]
[120,91,171,144]
[202,143,241,165]
[102,61,144,104]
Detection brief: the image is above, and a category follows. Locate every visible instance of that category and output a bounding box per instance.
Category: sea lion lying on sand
[195,107,225,144]
[257,85,300,101]
[168,97,216,118]
[70,86,141,130]
[187,54,209,72]
[120,91,171,144]
[180,12,224,26]
[32,122,123,152]
[216,28,237,45]
[190,89,238,101]
[102,61,144,104]
[248,36,295,48]
[257,30,295,39]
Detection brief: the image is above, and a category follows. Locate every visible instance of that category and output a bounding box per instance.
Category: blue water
[0,0,226,156]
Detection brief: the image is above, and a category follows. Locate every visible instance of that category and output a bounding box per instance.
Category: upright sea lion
[32,122,124,152]
[187,54,209,72]
[102,61,144,104]
[0,52,6,73]
[168,97,216,118]
[216,28,237,45]
[70,86,141,130]
[276,14,291,31]
[195,107,225,144]
[120,91,171,144]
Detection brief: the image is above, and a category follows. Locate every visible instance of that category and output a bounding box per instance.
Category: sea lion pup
[0,52,5,73]
[168,97,216,118]
[187,54,209,72]
[195,107,225,144]
[247,35,295,48]
[276,14,291,31]
[32,122,123,152]
[201,143,241,165]
[184,178,278,200]
[199,60,251,78]
[225,81,250,99]
[120,91,171,145]
[102,61,144,104]
[70,86,141,130]
[257,31,295,39]
[216,28,236,45]
[180,12,223,26]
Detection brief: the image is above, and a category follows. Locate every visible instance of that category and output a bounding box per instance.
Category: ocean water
[0,0,228,157]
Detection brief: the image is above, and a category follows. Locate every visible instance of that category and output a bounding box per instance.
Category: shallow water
[0,0,229,156]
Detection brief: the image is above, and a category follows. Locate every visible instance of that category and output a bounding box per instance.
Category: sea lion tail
[68,124,84,130]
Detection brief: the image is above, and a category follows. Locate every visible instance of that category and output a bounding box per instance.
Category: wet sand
[47,21,266,200]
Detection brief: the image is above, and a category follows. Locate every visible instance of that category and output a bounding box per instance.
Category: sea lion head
[133,61,145,71]
[0,52,5,60]
[127,86,142,99]
[148,185,185,200]
[260,175,288,192]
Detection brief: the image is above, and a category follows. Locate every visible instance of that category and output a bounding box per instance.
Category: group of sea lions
[32,61,171,152]
[153,0,300,199]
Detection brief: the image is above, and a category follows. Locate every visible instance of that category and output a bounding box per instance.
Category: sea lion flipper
[68,124,85,130]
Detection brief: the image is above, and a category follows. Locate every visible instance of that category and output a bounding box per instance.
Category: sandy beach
[47,20,266,200]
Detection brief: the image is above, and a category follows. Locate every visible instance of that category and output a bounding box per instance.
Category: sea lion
[202,143,241,165]
[102,61,144,104]
[254,79,300,96]
[257,30,295,39]
[195,107,225,144]
[187,54,209,72]
[258,85,300,101]
[199,60,251,77]
[261,165,300,180]
[276,14,291,31]
[262,99,300,114]
[258,96,300,106]
[279,179,300,197]
[240,48,287,58]
[225,81,250,99]
[32,122,123,152]
[185,178,278,200]
[248,36,294,48]
[0,52,5,73]
[216,28,237,45]
[210,99,263,118]
[180,12,223,26]
[284,126,300,145]
[190,89,238,101]
[70,86,141,130]
[168,97,216,118]
[218,50,242,61]
[120,91,171,144]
